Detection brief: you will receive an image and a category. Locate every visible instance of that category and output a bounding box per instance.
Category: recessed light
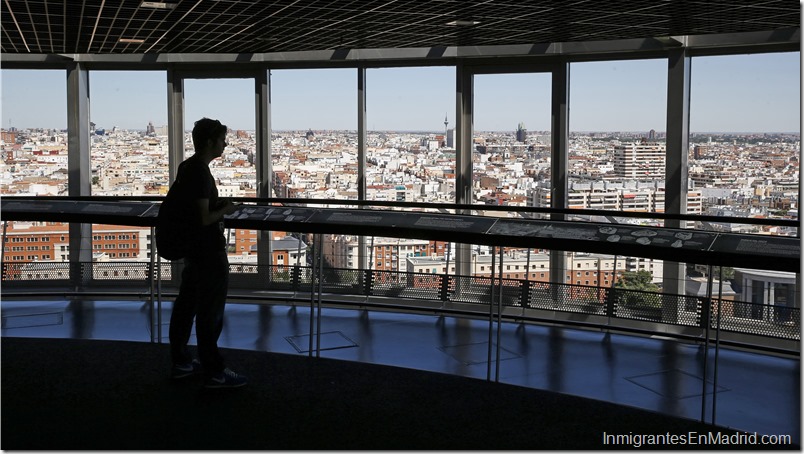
[446,20,480,26]
[119,38,146,43]
[140,1,177,9]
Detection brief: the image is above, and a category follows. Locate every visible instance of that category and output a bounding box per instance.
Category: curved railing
[1,196,800,354]
[3,260,799,349]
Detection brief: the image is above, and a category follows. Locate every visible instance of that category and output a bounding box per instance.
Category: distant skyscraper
[444,113,449,135]
[648,129,656,140]
[146,121,155,135]
[516,122,527,143]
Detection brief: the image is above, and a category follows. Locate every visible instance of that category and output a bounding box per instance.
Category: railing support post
[520,280,530,315]
[364,269,373,297]
[439,273,450,305]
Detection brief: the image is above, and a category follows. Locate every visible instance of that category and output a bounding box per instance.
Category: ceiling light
[140,1,177,9]
[446,20,480,26]
[119,38,146,43]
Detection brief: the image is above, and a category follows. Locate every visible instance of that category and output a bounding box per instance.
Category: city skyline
[1,52,800,133]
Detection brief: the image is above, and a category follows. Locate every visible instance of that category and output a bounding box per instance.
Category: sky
[1,52,800,133]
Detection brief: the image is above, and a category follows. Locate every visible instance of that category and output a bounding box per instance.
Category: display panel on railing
[1,198,799,272]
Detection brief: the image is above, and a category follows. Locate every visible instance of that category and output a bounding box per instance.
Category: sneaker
[171,359,202,379]
[204,368,248,389]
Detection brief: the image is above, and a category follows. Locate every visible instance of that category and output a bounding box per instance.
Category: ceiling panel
[1,0,799,55]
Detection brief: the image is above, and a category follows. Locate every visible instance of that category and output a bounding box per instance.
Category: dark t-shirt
[166,155,226,254]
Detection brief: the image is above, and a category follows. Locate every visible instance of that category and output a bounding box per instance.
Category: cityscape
[1,122,798,290]
[2,122,798,216]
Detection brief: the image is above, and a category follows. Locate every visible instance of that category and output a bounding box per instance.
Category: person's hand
[218,199,239,215]
[222,200,239,215]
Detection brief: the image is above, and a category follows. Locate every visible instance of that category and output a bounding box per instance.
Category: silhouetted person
[168,117,246,388]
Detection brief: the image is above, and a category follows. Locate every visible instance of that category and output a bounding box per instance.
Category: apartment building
[613,142,666,180]
[405,251,623,286]
[530,180,703,214]
[2,221,150,263]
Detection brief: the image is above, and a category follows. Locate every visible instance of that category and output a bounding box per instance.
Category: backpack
[155,177,204,260]
[155,195,191,261]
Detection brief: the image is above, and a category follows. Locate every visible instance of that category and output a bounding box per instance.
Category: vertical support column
[256,69,273,269]
[149,226,156,343]
[166,69,185,183]
[487,247,497,381]
[1,221,8,277]
[308,233,318,357]
[166,69,185,286]
[454,63,473,287]
[550,60,569,289]
[357,66,368,273]
[66,63,92,289]
[495,247,504,383]
[701,265,714,423]
[663,47,691,324]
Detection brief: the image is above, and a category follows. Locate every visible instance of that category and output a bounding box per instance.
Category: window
[367,67,455,203]
[690,53,800,234]
[271,69,356,200]
[1,70,67,197]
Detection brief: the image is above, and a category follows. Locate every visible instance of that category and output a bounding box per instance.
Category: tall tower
[444,113,449,136]
[516,122,527,143]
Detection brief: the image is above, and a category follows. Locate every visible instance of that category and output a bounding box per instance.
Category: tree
[615,270,659,292]
[614,270,661,309]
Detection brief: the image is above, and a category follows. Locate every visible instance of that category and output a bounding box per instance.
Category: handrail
[1,197,800,272]
[2,195,799,229]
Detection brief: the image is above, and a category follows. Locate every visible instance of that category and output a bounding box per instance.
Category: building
[405,251,624,288]
[613,142,666,180]
[530,180,703,215]
[2,221,150,264]
[731,268,798,323]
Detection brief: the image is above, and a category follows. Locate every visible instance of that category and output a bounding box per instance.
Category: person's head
[192,117,228,157]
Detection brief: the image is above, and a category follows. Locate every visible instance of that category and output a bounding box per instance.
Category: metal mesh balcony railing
[2,261,800,342]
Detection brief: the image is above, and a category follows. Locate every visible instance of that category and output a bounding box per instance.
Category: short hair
[192,117,227,150]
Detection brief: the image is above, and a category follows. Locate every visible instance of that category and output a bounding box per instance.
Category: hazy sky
[1,52,799,133]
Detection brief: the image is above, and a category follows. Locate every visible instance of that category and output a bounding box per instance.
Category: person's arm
[194,198,238,226]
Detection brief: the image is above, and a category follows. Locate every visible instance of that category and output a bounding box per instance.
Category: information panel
[488,219,718,252]
[711,235,801,261]
[228,206,316,223]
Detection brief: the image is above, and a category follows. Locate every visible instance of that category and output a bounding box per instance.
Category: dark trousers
[169,250,229,376]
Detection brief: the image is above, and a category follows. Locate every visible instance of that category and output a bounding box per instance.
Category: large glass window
[87,71,168,262]
[470,72,552,281]
[1,70,68,197]
[1,70,70,272]
[474,72,551,206]
[89,71,168,197]
[690,52,800,235]
[568,59,668,218]
[568,59,668,289]
[270,68,357,200]
[366,66,455,203]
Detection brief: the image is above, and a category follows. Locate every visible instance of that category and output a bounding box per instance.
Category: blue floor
[1,297,800,443]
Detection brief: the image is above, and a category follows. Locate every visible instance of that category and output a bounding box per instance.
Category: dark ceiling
[1,0,800,55]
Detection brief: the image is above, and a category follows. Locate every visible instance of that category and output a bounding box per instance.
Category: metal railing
[2,261,799,343]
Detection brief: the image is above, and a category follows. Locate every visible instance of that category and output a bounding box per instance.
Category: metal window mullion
[550,60,569,288]
[454,62,473,285]
[66,63,92,288]
[662,47,691,321]
[166,69,184,183]
[166,69,185,287]
[256,69,273,269]
[357,66,368,272]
